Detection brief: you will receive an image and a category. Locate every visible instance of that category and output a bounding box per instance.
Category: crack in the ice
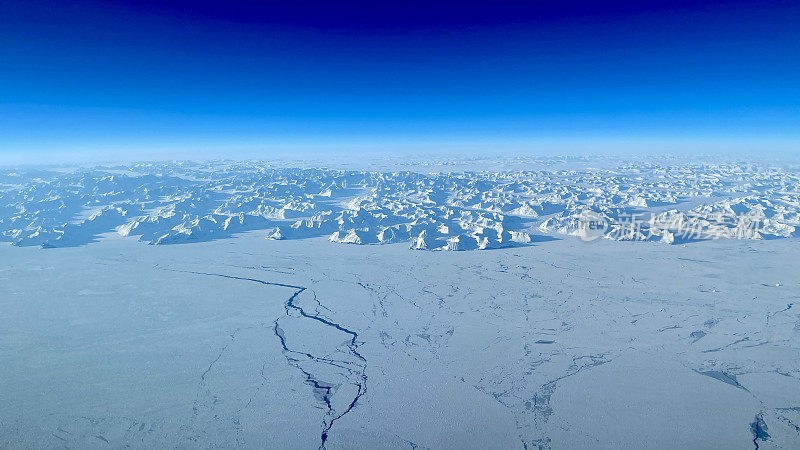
[702,336,750,353]
[158,266,366,449]
[239,361,269,414]
[766,303,793,325]
[751,413,769,449]
[521,354,610,449]
[191,327,242,420]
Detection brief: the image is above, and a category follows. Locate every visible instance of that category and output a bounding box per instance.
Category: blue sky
[1,1,798,161]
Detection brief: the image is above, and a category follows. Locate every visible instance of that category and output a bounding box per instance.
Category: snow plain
[1,156,799,449]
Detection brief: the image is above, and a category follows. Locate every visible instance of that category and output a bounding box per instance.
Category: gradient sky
[1,0,799,161]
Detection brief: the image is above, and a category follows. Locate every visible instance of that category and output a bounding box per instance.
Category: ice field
[1,156,799,448]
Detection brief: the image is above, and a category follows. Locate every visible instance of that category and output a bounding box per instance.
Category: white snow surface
[1,156,799,250]
[1,156,799,449]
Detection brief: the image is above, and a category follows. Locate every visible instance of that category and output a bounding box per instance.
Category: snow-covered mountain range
[2,157,798,249]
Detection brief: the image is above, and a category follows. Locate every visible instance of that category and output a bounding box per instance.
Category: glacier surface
[1,156,799,449]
